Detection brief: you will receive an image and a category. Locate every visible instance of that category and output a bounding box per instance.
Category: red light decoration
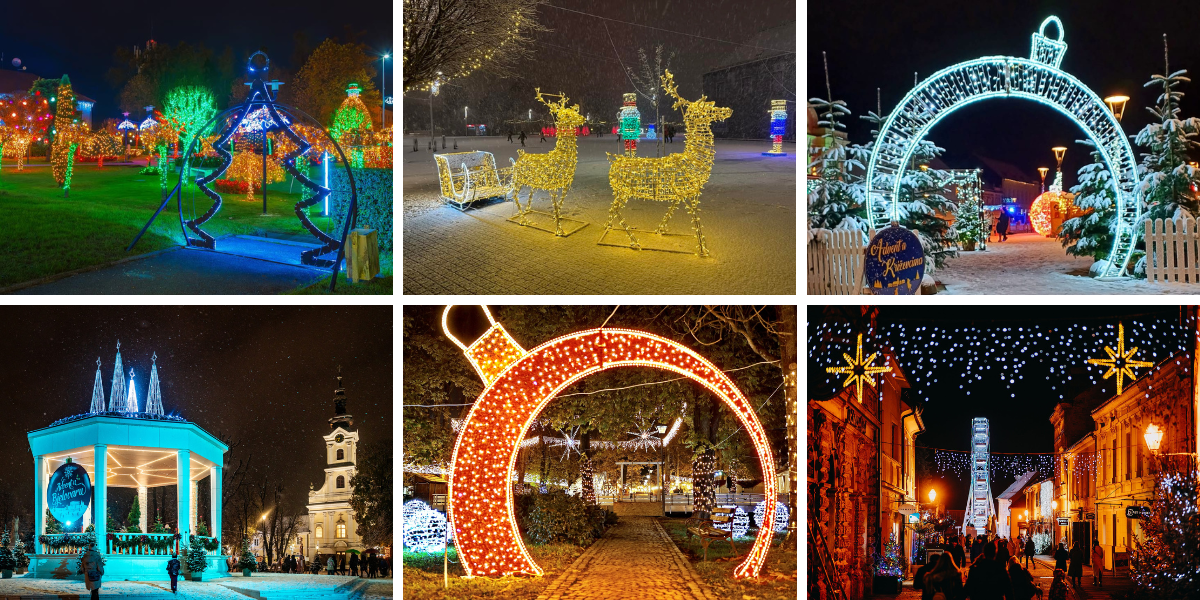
[444,306,777,579]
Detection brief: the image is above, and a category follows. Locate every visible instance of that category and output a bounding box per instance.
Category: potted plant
[872,533,905,594]
[185,535,209,581]
[237,539,257,577]
[0,529,15,579]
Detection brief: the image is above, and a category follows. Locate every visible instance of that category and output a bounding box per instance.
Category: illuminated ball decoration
[402,499,430,524]
[1029,190,1075,236]
[508,90,586,237]
[754,500,789,533]
[762,99,788,156]
[403,506,449,553]
[603,70,731,258]
[444,305,777,579]
[714,505,750,538]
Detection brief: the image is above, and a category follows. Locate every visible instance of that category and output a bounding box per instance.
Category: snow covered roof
[997,471,1038,499]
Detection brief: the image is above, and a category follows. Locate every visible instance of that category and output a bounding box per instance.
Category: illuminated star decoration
[1086,322,1153,394]
[825,333,892,403]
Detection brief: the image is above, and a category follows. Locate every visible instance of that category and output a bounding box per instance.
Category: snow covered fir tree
[1058,139,1118,268]
[1135,44,1200,225]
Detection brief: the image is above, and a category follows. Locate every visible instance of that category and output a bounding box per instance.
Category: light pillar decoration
[32,455,43,553]
[89,358,105,414]
[443,305,777,578]
[138,486,148,532]
[95,444,107,552]
[125,368,138,412]
[177,450,191,536]
[863,15,1142,277]
[619,93,640,157]
[145,353,164,416]
[762,99,788,156]
[108,341,126,412]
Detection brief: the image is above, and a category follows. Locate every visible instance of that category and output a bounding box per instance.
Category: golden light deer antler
[535,89,569,111]
[661,69,689,111]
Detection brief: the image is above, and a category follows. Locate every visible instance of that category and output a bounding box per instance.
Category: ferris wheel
[963,417,996,535]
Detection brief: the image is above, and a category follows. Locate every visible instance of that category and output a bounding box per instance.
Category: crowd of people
[227,552,391,578]
[913,533,1106,600]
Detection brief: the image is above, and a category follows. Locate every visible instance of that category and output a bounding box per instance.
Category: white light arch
[866,16,1140,277]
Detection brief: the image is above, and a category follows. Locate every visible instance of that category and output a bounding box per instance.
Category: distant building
[0,69,95,128]
[300,370,364,565]
[701,22,795,141]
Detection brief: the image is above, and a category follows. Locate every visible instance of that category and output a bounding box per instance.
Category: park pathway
[535,517,718,600]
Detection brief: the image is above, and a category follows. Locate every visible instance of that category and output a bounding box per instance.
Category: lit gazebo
[28,343,228,581]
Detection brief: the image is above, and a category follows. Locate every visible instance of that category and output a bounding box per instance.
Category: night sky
[0,0,392,119]
[0,306,392,516]
[808,306,1193,516]
[402,0,795,128]
[808,0,1200,183]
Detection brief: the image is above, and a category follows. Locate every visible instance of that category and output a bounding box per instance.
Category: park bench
[685,506,738,561]
[434,150,512,210]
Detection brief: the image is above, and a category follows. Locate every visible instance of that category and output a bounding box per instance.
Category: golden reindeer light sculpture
[600,70,731,257]
[507,90,588,236]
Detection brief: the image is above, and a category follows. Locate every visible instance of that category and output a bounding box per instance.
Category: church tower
[306,367,362,562]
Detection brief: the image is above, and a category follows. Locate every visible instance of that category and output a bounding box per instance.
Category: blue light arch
[866,16,1140,277]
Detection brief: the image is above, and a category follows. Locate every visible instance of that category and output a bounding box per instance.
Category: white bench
[434,151,512,210]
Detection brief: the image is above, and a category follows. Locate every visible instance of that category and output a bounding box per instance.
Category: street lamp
[928,488,936,502]
[381,53,389,127]
[1052,147,1067,169]
[1038,167,1049,193]
[1104,95,1129,123]
[1145,423,1164,454]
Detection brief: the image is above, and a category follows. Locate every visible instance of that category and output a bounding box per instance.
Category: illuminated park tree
[227,149,284,201]
[330,83,374,167]
[0,92,51,171]
[163,86,217,161]
[402,0,544,92]
[81,129,122,168]
[50,75,84,194]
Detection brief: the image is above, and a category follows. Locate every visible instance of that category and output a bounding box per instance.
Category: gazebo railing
[38,533,95,555]
[106,532,181,556]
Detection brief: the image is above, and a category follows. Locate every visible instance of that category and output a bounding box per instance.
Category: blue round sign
[47,461,91,528]
[864,226,925,294]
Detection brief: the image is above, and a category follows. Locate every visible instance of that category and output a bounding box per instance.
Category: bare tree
[402,0,547,92]
[252,475,306,568]
[217,433,252,545]
[625,45,676,158]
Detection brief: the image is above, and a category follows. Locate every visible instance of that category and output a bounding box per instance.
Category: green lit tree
[126,497,142,533]
[163,86,217,161]
[50,75,82,193]
[1126,470,1200,600]
[874,532,905,578]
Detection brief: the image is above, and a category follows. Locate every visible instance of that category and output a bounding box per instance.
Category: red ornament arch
[444,308,777,579]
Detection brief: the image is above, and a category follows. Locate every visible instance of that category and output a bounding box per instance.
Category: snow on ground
[934,232,1200,294]
[0,573,393,599]
[403,134,796,294]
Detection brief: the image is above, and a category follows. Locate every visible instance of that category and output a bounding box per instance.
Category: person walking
[964,543,1014,600]
[339,554,347,576]
[971,536,985,563]
[326,556,335,575]
[167,553,181,593]
[923,553,964,600]
[997,209,1010,241]
[518,131,527,147]
[539,128,547,143]
[80,539,105,600]
[914,558,935,594]
[952,537,966,570]
[1067,540,1085,588]
[1008,557,1043,600]
[350,552,359,577]
[507,129,514,143]
[1024,537,1036,570]
[1053,543,1069,572]
[1047,570,1071,600]
[1090,540,1104,587]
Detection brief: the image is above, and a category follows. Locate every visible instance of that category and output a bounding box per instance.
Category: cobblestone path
[536,517,718,600]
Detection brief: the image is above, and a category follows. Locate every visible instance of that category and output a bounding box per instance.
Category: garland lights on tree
[875,533,905,578]
[329,83,373,168]
[1128,469,1200,599]
[50,75,83,195]
[0,92,49,172]
[443,305,777,578]
[163,86,218,174]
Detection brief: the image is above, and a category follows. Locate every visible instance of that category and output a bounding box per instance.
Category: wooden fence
[1145,217,1200,284]
[807,229,867,295]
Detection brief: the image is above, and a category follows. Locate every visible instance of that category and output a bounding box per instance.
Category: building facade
[701,22,795,141]
[301,371,364,564]
[810,340,920,600]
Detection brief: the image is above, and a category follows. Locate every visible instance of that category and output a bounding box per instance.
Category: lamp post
[1038,167,1049,193]
[1104,95,1129,123]
[464,106,468,136]
[381,53,389,128]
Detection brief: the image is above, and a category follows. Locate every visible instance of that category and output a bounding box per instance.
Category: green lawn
[660,518,798,600]
[0,165,389,292]
[402,539,586,600]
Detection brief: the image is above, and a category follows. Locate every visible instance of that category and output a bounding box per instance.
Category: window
[336,449,344,460]
[315,524,323,539]
[336,475,345,488]
[1125,432,1131,480]
[336,523,346,538]
[1136,430,1143,478]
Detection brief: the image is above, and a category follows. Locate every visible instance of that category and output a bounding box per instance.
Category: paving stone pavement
[535,517,718,600]
[403,136,796,294]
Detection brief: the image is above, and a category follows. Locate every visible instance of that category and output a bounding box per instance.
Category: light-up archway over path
[444,307,777,579]
[866,16,1140,277]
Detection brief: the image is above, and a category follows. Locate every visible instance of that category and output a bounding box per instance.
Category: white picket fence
[1145,217,1200,284]
[807,229,867,294]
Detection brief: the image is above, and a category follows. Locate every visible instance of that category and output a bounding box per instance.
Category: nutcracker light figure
[762,99,787,156]
[619,92,641,156]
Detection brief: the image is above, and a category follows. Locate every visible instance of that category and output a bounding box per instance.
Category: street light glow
[928,488,936,502]
[1145,423,1164,453]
